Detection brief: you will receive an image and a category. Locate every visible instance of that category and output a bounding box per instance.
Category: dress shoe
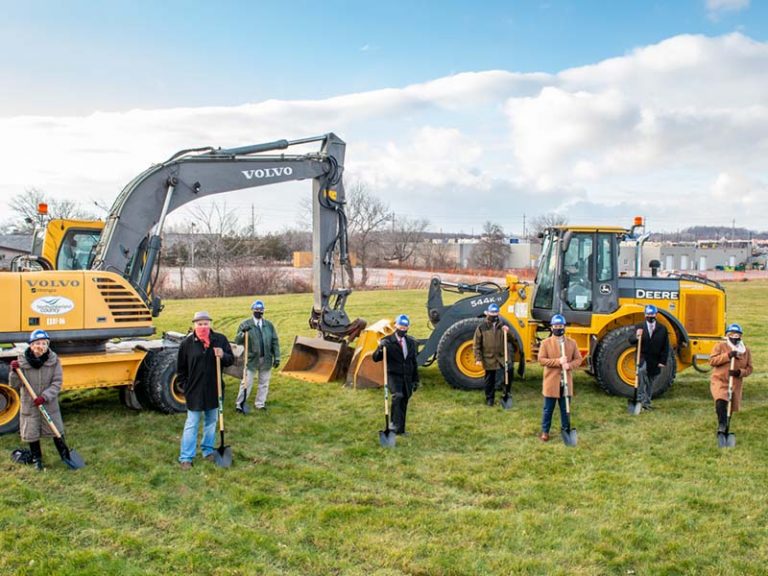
[486,399,494,407]
[179,461,192,471]
[539,432,550,442]
[204,453,216,462]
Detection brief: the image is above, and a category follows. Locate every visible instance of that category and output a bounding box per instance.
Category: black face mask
[489,316,499,324]
[728,337,741,346]
[552,328,565,337]
[396,329,408,338]
[646,317,656,324]
[253,312,263,319]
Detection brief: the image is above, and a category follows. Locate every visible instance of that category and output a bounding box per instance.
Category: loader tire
[0,364,20,436]
[146,349,185,414]
[436,318,486,391]
[595,326,676,399]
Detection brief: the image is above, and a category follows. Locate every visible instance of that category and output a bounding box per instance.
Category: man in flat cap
[177,311,234,470]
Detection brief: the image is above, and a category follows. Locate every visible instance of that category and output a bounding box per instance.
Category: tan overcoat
[538,335,582,398]
[9,350,65,442]
[709,341,753,411]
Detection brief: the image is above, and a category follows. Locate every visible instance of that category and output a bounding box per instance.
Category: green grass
[1,282,767,575]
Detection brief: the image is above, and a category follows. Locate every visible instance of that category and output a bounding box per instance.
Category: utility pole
[522,213,526,239]
[251,204,255,237]
[731,218,735,241]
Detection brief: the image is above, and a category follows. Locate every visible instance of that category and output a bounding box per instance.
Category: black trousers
[715,399,728,428]
[484,369,499,402]
[29,437,68,460]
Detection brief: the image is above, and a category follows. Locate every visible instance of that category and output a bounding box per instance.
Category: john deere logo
[599,284,612,295]
[31,296,75,316]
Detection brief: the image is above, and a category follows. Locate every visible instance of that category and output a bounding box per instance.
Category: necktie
[400,337,407,359]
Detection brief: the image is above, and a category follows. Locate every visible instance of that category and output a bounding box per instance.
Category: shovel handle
[727,355,736,418]
[558,338,571,415]
[14,367,63,439]
[216,355,225,432]
[383,345,391,428]
[241,332,249,385]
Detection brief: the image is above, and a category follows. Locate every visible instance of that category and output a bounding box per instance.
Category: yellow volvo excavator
[0,134,364,434]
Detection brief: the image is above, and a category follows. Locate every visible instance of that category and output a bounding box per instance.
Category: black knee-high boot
[715,400,728,432]
[29,440,44,471]
[53,436,69,460]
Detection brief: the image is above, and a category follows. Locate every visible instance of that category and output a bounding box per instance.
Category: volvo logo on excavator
[242,167,294,180]
[26,279,81,288]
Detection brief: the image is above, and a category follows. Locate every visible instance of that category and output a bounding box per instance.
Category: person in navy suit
[628,304,670,410]
[372,314,420,435]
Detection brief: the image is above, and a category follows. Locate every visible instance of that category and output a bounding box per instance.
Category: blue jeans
[541,396,571,433]
[179,408,218,463]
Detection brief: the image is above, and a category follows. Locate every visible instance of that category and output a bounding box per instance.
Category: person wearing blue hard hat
[537,314,583,441]
[234,300,281,413]
[628,303,670,411]
[473,303,514,407]
[372,313,420,435]
[709,323,753,435]
[8,330,69,470]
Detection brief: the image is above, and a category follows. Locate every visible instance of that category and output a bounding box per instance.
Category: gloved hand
[10,360,20,371]
[272,358,280,369]
[729,369,741,378]
[33,396,45,407]
[728,350,739,359]
[238,321,251,333]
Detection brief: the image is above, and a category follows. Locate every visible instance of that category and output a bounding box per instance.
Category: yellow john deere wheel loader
[0,134,364,434]
[348,218,726,399]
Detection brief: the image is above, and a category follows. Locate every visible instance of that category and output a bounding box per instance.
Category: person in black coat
[628,304,670,410]
[372,314,420,435]
[177,311,234,469]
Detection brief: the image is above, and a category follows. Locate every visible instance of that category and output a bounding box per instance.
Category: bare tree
[383,215,430,265]
[186,201,243,296]
[9,188,96,231]
[531,212,569,238]
[345,181,392,286]
[471,221,508,270]
[417,239,454,270]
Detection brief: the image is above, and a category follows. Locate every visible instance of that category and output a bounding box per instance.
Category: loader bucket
[282,336,352,383]
[345,318,396,389]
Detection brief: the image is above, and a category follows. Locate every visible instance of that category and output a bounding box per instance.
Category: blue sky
[2,0,763,115]
[1,0,767,234]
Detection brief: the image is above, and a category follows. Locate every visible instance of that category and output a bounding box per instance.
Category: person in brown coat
[709,323,753,434]
[537,314,583,442]
[8,329,69,471]
[473,303,513,406]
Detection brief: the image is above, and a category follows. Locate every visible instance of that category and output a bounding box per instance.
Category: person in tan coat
[8,330,69,471]
[537,314,583,442]
[709,323,753,434]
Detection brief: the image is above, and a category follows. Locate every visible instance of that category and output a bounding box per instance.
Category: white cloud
[706,0,750,20]
[1,33,768,233]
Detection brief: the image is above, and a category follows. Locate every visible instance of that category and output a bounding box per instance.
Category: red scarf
[194,326,211,349]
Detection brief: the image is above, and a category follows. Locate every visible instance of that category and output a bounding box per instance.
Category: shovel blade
[61,448,86,470]
[627,400,642,416]
[379,430,396,448]
[561,428,578,447]
[500,396,513,410]
[718,432,736,448]
[214,446,233,468]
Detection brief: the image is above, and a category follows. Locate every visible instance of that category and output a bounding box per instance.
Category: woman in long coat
[709,323,753,433]
[9,329,68,470]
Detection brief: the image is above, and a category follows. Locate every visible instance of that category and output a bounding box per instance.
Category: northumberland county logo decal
[31,297,75,315]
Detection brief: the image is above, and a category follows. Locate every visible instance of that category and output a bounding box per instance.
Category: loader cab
[532,227,623,326]
[56,228,101,270]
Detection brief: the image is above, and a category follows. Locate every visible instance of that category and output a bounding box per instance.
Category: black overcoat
[177,330,234,411]
[629,321,670,378]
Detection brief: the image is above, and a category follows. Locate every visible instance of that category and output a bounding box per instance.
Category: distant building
[0,234,32,270]
[619,240,751,274]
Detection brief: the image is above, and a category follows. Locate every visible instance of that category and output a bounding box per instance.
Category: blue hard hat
[644,304,658,316]
[29,329,50,343]
[550,314,566,326]
[726,323,743,335]
[251,300,265,311]
[486,303,500,315]
[395,314,410,328]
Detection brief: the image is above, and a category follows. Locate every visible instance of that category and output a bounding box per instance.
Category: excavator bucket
[345,319,396,389]
[282,336,352,383]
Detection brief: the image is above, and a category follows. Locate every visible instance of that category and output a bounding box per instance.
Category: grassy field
[0,281,766,575]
